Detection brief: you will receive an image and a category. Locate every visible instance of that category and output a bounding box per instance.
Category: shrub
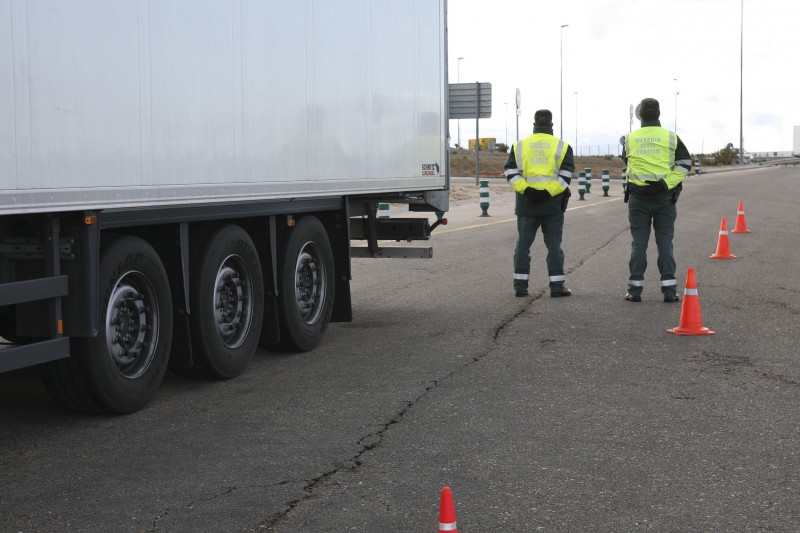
[711,146,737,165]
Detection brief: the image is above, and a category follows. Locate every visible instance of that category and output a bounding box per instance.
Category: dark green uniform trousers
[627,193,678,297]
[513,213,565,292]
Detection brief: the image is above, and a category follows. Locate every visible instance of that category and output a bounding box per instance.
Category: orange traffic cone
[668,268,715,336]
[438,486,458,533]
[710,217,736,259]
[731,200,751,233]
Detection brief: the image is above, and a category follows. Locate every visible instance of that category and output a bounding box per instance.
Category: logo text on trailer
[421,163,440,176]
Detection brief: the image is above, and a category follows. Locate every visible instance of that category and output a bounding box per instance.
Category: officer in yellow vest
[504,109,574,298]
[622,98,691,302]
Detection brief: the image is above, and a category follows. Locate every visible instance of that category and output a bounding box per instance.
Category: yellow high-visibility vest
[513,133,569,196]
[625,126,684,188]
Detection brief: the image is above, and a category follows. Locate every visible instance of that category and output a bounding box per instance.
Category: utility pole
[504,102,508,147]
[457,57,464,148]
[673,78,679,135]
[560,24,569,138]
[574,91,578,156]
[739,0,744,163]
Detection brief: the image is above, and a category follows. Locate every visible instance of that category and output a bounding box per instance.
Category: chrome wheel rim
[105,272,159,380]
[294,241,326,325]
[213,254,254,349]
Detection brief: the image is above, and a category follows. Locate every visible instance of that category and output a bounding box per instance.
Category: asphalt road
[2,165,800,532]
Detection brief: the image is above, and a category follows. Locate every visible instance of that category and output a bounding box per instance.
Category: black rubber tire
[42,236,173,414]
[276,216,335,352]
[189,225,264,378]
[41,350,105,414]
[0,307,29,344]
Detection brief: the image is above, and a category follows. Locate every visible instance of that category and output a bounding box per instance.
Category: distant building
[795,126,800,155]
[469,138,497,152]
[751,151,794,159]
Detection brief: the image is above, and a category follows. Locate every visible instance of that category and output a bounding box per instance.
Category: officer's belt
[627,182,662,194]
[628,173,667,181]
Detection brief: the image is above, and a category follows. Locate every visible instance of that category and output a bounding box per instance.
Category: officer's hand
[656,179,670,191]
[523,188,551,205]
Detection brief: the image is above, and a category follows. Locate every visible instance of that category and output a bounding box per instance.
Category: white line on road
[434,197,622,235]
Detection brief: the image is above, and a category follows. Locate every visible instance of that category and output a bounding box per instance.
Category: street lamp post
[560,24,569,138]
[504,102,508,147]
[574,91,578,157]
[457,56,464,148]
[739,0,744,163]
[673,78,679,135]
[515,88,521,144]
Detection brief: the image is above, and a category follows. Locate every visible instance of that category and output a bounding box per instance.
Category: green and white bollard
[378,202,390,218]
[602,169,610,196]
[622,166,627,194]
[584,167,592,193]
[578,171,586,200]
[479,179,490,217]
[694,157,700,175]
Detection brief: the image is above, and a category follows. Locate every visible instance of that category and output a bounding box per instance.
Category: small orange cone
[438,486,458,533]
[731,200,751,233]
[668,268,715,336]
[710,217,736,259]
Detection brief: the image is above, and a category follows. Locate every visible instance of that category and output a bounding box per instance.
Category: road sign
[516,88,521,116]
[449,82,492,119]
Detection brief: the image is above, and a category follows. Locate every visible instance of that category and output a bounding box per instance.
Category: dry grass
[448,148,628,202]
[449,148,509,177]
[448,147,626,178]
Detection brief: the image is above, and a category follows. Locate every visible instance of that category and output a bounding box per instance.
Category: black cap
[639,98,660,120]
[534,109,553,126]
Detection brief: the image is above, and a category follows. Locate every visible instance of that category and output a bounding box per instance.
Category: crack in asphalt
[756,371,800,387]
[145,508,171,533]
[691,350,754,374]
[567,227,629,273]
[146,486,239,532]
[685,350,800,391]
[264,310,537,530]
[250,223,796,530]
[570,227,800,393]
[260,227,630,530]
[261,285,563,529]
[259,394,425,530]
[767,299,800,315]
[688,350,800,389]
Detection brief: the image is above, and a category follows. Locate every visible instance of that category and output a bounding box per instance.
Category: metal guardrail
[755,157,800,167]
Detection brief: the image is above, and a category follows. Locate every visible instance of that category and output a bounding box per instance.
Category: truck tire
[276,216,334,352]
[0,307,30,344]
[188,225,264,378]
[42,236,173,414]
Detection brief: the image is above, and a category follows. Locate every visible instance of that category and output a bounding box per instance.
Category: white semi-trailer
[0,0,449,413]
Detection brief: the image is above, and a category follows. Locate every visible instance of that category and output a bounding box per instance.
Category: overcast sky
[447,0,800,155]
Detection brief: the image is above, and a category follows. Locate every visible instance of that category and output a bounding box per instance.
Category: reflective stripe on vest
[514,133,569,195]
[624,126,677,185]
